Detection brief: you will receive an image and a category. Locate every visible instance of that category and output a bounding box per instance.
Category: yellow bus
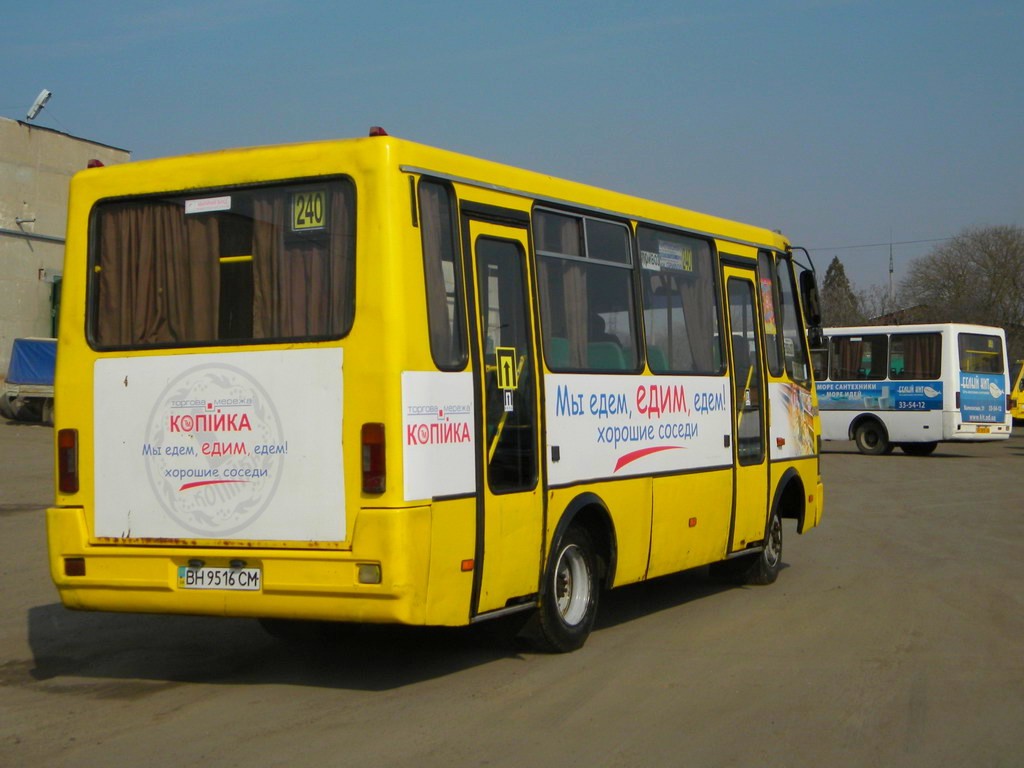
[1011,360,1024,423]
[48,130,824,651]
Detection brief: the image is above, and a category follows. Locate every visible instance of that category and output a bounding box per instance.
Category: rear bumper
[47,504,438,625]
[943,413,1012,440]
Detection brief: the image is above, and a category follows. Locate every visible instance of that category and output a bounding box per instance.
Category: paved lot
[1,420,1022,767]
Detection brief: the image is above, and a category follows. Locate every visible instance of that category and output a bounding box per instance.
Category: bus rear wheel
[854,420,891,455]
[533,525,599,653]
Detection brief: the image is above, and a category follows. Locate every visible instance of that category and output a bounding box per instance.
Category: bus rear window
[89,178,356,348]
[958,333,1004,373]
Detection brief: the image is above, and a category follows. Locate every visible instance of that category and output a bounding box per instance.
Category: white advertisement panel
[768,382,817,460]
[545,373,732,485]
[401,371,476,501]
[94,348,345,542]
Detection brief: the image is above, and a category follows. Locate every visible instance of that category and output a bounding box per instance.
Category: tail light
[955,391,961,410]
[58,428,79,493]
[361,423,385,493]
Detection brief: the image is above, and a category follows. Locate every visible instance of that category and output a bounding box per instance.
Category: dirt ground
[2,420,1022,767]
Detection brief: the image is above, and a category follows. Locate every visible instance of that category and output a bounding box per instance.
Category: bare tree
[900,225,1024,359]
[858,283,903,321]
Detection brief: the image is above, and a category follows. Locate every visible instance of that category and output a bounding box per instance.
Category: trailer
[1,337,56,424]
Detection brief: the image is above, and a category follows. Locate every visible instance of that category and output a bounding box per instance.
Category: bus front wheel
[711,507,783,586]
[854,420,891,455]
[750,508,783,585]
[534,525,599,653]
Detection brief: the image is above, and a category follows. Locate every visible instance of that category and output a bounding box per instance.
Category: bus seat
[647,345,668,372]
[548,336,570,368]
[589,342,626,370]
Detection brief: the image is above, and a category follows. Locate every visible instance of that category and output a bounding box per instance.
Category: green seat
[588,342,626,370]
[547,337,570,369]
[647,346,668,372]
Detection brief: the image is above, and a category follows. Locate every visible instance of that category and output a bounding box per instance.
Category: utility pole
[888,230,895,308]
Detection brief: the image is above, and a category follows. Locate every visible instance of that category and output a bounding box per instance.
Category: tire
[534,526,599,653]
[901,441,938,456]
[7,396,42,422]
[854,420,890,455]
[748,507,783,585]
[711,507,783,586]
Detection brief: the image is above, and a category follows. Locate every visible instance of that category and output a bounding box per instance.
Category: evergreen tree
[821,256,863,326]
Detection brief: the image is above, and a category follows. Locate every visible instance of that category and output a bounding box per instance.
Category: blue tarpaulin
[6,337,56,385]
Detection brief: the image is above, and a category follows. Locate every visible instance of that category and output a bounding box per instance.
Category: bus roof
[71,132,790,254]
[824,322,1007,337]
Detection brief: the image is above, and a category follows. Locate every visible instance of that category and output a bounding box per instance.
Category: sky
[2,0,1021,292]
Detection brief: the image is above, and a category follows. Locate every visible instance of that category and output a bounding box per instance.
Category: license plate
[977,425,991,434]
[177,566,261,591]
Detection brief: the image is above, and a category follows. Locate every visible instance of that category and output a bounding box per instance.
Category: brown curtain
[648,260,716,372]
[832,338,863,380]
[902,334,941,378]
[677,263,716,371]
[96,203,219,346]
[563,262,588,366]
[252,190,353,339]
[180,215,220,339]
[536,214,588,368]
[562,220,587,367]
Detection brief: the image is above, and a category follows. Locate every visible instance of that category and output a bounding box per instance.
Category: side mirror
[799,269,822,328]
[807,327,825,350]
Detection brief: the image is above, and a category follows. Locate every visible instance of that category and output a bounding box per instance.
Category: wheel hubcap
[764,516,782,567]
[554,544,590,626]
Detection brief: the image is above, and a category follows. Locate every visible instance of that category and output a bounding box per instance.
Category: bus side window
[776,256,812,386]
[534,209,639,372]
[757,252,783,377]
[890,333,941,379]
[637,227,721,375]
[420,180,467,370]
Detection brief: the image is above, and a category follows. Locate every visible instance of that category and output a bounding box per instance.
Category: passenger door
[462,212,544,617]
[723,265,770,551]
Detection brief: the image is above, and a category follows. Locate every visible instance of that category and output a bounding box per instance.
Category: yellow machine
[48,130,823,651]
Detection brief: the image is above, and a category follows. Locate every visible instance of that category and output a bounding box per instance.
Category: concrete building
[0,116,130,376]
